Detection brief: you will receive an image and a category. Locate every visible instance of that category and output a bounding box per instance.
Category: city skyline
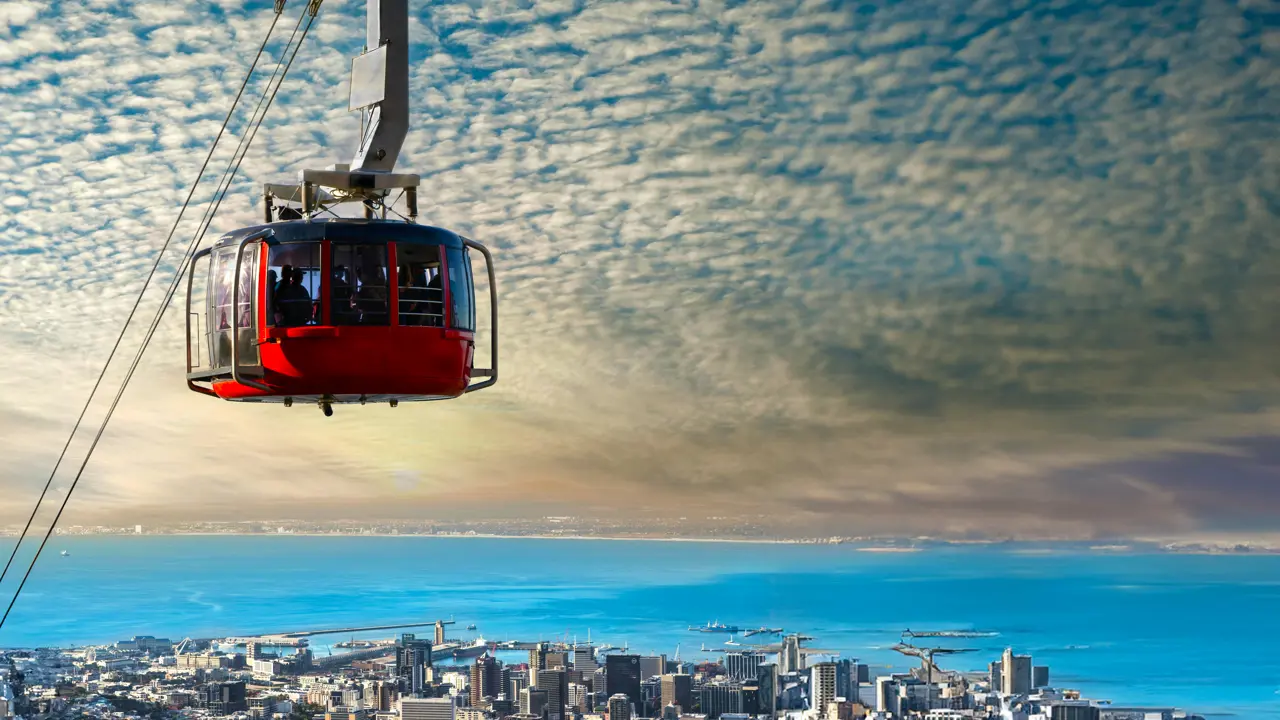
[2,0,1280,539]
[0,620,1204,719]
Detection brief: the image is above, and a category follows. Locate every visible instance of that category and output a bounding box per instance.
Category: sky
[0,0,1278,539]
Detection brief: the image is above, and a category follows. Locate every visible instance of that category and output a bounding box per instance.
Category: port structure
[900,628,998,641]
[891,642,976,702]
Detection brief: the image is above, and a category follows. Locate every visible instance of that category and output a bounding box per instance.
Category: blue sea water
[1,536,1277,717]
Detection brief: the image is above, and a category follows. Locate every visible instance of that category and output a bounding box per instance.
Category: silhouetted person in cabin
[277,268,313,326]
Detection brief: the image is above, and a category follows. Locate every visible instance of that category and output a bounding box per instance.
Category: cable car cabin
[184,219,497,414]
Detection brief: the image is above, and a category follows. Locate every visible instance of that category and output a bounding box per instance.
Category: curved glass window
[446,246,475,331]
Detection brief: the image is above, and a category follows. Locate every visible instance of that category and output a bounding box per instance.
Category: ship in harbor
[688,620,740,634]
[431,637,493,662]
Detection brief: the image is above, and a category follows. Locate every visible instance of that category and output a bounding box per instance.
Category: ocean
[1,535,1277,717]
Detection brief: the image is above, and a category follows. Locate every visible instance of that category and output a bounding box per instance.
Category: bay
[1,536,1277,717]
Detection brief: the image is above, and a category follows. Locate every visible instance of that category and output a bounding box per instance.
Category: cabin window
[207,243,260,369]
[446,246,475,331]
[332,243,389,326]
[395,244,444,327]
[267,242,321,327]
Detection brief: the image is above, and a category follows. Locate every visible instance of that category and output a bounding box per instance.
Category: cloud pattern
[1,0,1278,537]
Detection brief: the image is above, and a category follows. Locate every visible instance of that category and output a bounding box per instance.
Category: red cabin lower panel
[210,325,473,400]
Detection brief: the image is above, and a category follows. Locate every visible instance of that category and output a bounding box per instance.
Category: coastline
[17,531,1280,554]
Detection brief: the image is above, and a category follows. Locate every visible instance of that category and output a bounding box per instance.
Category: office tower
[363,681,393,712]
[402,697,456,720]
[529,643,548,687]
[1033,666,1050,689]
[471,655,502,707]
[398,634,432,696]
[568,682,591,711]
[547,651,570,670]
[593,667,608,705]
[574,645,597,672]
[660,674,693,713]
[537,668,568,720]
[245,642,261,662]
[605,655,642,710]
[607,694,632,720]
[874,677,900,716]
[511,672,530,703]
[698,683,741,720]
[739,685,759,716]
[779,636,802,674]
[435,621,447,646]
[520,688,548,717]
[661,705,679,720]
[1001,648,1032,695]
[638,655,663,680]
[809,662,836,715]
[755,663,778,716]
[724,652,764,682]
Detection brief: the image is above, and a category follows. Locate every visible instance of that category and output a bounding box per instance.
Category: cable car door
[207,243,262,374]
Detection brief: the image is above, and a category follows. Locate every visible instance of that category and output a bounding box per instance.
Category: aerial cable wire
[0,0,325,631]
[0,3,288,592]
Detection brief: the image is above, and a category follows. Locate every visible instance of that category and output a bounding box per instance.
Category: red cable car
[182,0,497,416]
[184,216,496,415]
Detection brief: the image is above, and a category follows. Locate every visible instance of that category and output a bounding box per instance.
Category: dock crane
[891,642,976,693]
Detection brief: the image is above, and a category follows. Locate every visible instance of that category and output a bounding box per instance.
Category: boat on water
[688,620,740,634]
[466,624,477,630]
[60,550,69,557]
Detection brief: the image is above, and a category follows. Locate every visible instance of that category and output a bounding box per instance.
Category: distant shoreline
[24,532,1280,554]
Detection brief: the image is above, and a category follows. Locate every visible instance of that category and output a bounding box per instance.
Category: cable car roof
[214,219,468,250]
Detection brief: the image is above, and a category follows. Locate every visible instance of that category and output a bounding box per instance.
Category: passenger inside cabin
[277,268,313,326]
[332,265,358,324]
[354,266,388,324]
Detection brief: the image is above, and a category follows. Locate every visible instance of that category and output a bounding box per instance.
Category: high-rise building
[363,680,393,712]
[520,688,548,717]
[755,663,778,717]
[510,671,530,703]
[607,693,632,720]
[698,683,741,720]
[529,643,548,688]
[546,651,570,670]
[537,668,568,720]
[739,685,760,716]
[197,681,248,715]
[809,662,836,715]
[401,697,456,720]
[573,645,597,672]
[660,674,692,713]
[1034,666,1050,689]
[874,677,899,716]
[1001,648,1032,695]
[593,667,608,705]
[471,655,502,707]
[568,682,590,711]
[779,636,802,674]
[724,652,765,682]
[397,634,432,696]
[638,656,663,680]
[435,621,447,646]
[605,655,642,711]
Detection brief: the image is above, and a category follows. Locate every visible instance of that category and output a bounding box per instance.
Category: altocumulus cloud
[0,0,1278,538]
